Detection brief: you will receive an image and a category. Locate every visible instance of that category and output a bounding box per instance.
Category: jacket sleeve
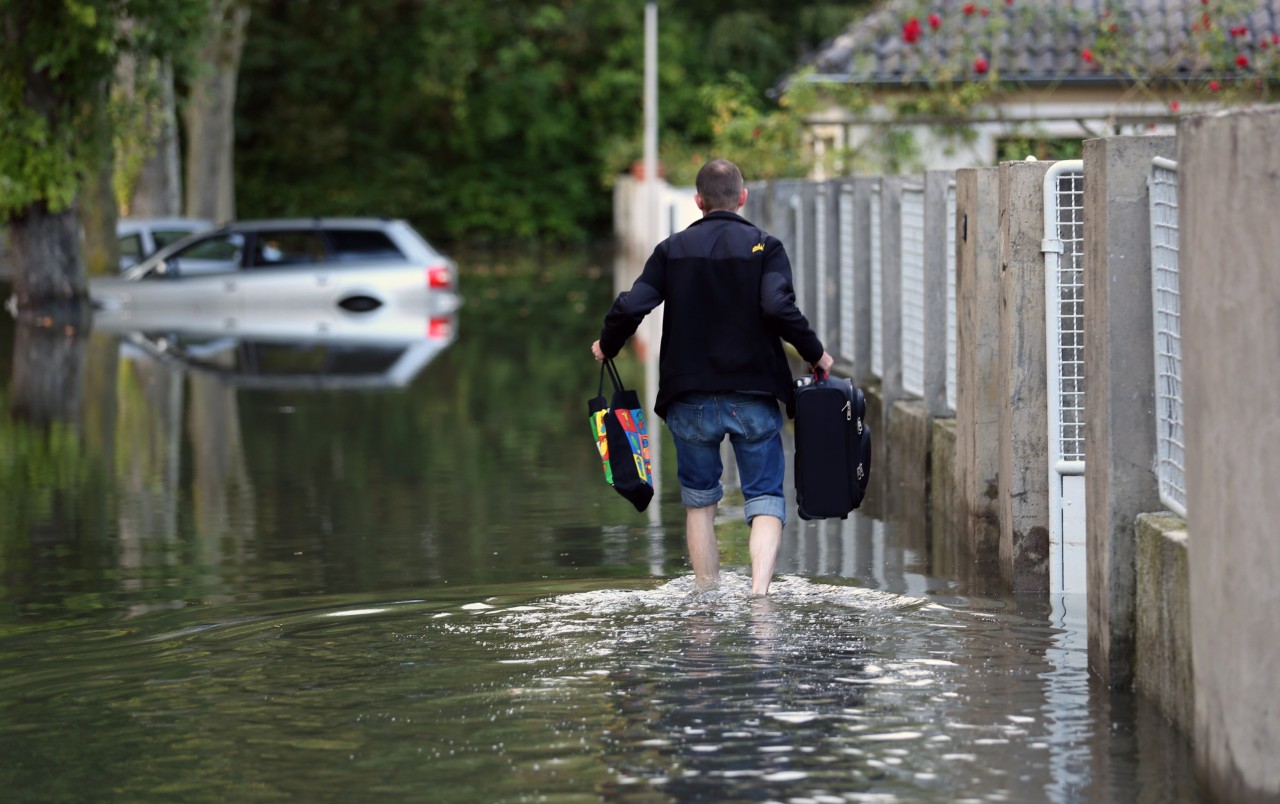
[599,242,666,358]
[759,238,824,363]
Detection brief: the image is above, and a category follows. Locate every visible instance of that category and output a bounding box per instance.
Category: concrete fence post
[1181,105,1280,804]
[851,178,876,380]
[923,170,951,419]
[998,159,1053,593]
[1081,135,1176,690]
[954,167,1002,571]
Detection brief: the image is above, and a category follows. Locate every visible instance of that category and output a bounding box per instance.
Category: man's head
[695,159,747,214]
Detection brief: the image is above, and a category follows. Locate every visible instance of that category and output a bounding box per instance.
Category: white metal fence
[870,182,883,380]
[839,184,856,364]
[1043,160,1087,595]
[1149,157,1187,519]
[900,181,926,397]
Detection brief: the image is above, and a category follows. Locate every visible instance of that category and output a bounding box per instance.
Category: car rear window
[325,229,405,261]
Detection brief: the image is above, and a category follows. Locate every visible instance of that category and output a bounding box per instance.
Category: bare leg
[749,514,783,595]
[685,504,720,590]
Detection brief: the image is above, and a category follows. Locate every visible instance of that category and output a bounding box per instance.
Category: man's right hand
[814,351,834,373]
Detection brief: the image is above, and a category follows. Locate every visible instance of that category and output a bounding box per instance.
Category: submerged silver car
[91,218,458,319]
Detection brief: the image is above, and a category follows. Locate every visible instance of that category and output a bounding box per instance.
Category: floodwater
[0,252,1204,802]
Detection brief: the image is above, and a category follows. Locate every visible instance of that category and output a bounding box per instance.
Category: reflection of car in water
[102,305,458,390]
[91,218,457,317]
[117,217,214,270]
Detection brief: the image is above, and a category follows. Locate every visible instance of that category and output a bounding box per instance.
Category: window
[153,228,198,250]
[119,234,143,262]
[252,230,327,267]
[325,229,404,261]
[178,233,244,262]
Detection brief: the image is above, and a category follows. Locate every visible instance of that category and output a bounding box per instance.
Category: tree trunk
[8,204,88,312]
[119,57,183,217]
[184,1,251,222]
[80,124,120,277]
[10,316,87,427]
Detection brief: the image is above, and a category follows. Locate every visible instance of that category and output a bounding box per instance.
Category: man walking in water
[592,158,833,595]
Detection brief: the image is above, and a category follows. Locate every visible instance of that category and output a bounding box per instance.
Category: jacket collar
[688,210,748,227]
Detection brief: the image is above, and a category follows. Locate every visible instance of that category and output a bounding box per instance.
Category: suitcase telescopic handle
[812,366,829,381]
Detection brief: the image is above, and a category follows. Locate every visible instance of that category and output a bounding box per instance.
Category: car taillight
[428,317,452,339]
[427,264,452,289]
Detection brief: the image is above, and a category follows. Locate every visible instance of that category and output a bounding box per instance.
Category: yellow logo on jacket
[752,243,764,253]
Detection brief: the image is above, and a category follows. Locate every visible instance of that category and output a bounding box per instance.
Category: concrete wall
[1081,135,1177,688]
[954,168,1002,571]
[1181,104,1280,803]
[1134,513,1192,736]
[998,160,1052,592]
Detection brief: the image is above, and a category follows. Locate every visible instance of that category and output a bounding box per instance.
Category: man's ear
[695,194,707,213]
[739,187,749,209]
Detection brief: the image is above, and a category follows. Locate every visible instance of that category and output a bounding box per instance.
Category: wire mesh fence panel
[901,183,926,397]
[870,183,883,380]
[1044,161,1087,595]
[946,180,958,413]
[839,185,856,364]
[1149,158,1186,518]
[1052,169,1087,464]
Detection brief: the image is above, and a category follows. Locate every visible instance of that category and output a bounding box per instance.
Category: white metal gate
[1042,160,1087,595]
[1148,157,1187,518]
[901,181,926,397]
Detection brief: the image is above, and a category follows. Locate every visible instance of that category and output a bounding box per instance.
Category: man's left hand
[591,340,605,363]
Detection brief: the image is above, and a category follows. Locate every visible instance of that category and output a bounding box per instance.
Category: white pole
[642,2,663,536]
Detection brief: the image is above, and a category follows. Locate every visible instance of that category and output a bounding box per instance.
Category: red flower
[1005,0,1013,5]
[980,6,990,16]
[1169,100,1180,112]
[1263,39,1271,50]
[1236,53,1250,68]
[903,16,922,43]
[1202,13,1211,29]
[1081,48,1093,63]
[928,13,941,29]
[1273,34,1279,44]
[963,3,976,15]
[1200,0,1208,3]
[973,55,989,73]
[752,127,762,139]
[1208,79,1221,91]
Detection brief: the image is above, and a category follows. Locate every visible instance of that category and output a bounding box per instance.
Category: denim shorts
[664,392,787,525]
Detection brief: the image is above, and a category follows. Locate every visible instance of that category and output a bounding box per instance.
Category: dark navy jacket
[599,210,824,419]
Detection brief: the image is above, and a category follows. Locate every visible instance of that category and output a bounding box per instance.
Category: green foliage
[234,1,873,245]
[0,0,206,219]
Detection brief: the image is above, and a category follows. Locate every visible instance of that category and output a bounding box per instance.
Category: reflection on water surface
[0,252,1203,802]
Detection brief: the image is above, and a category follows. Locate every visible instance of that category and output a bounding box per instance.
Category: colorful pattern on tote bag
[587,360,654,512]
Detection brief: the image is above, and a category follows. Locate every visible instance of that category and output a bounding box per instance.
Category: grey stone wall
[1181,104,1280,803]
[1081,135,1176,688]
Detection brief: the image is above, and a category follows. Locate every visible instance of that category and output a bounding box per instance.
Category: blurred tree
[233,1,871,245]
[184,0,251,223]
[0,0,205,309]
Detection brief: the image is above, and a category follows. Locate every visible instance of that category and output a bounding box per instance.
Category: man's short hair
[695,159,744,211]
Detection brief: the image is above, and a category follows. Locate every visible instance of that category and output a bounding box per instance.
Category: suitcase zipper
[842,400,851,421]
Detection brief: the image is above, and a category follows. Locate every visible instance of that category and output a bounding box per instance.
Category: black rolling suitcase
[793,370,872,520]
